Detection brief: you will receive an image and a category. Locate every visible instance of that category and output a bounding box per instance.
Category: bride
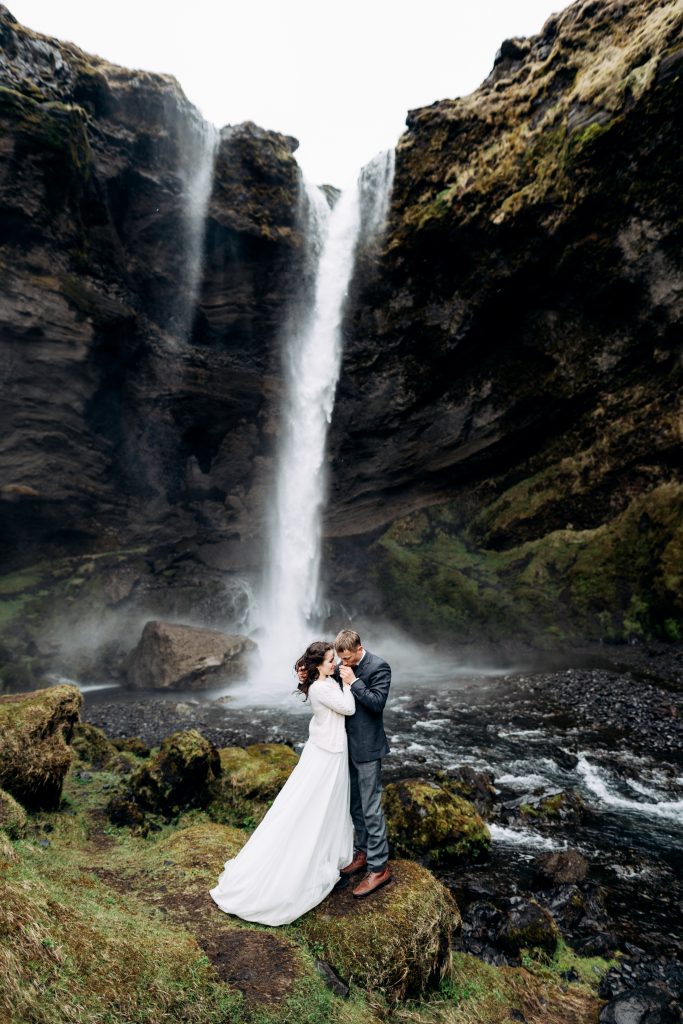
[209,640,355,925]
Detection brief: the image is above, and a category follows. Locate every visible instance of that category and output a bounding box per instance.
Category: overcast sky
[10,0,567,186]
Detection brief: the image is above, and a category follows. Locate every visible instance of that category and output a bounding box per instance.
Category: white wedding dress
[209,676,355,925]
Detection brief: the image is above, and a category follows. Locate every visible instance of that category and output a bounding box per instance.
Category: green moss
[383,779,491,864]
[371,482,683,645]
[401,949,603,1023]
[294,859,460,1000]
[0,787,27,839]
[0,685,82,810]
[207,743,298,827]
[128,729,221,816]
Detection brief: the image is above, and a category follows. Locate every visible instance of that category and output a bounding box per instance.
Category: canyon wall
[0,0,681,684]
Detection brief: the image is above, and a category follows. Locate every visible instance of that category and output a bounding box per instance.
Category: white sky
[9,0,566,186]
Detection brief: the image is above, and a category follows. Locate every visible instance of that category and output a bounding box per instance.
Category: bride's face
[319,649,336,677]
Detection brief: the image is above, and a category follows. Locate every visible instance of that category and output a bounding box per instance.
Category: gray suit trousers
[349,755,389,871]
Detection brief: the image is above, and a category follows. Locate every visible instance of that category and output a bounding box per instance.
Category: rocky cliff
[0,3,304,570]
[327,0,683,644]
[0,0,681,684]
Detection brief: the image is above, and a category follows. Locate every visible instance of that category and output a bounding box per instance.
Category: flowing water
[82,645,683,958]
[174,113,219,340]
[252,152,395,685]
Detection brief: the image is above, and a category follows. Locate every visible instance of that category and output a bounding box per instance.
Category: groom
[334,629,392,897]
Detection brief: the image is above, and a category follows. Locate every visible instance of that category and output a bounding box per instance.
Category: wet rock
[534,849,589,886]
[446,766,498,817]
[498,897,559,955]
[127,729,221,815]
[125,621,256,690]
[0,684,81,809]
[295,859,460,1000]
[0,786,27,839]
[516,789,586,825]
[315,960,349,998]
[383,778,491,864]
[457,899,509,964]
[599,985,679,1024]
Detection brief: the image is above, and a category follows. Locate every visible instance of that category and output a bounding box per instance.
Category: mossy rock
[383,778,491,864]
[498,897,560,955]
[111,736,151,758]
[128,729,221,816]
[207,743,298,827]
[156,821,247,870]
[295,859,460,1000]
[519,790,586,824]
[71,721,120,768]
[0,786,27,839]
[0,684,81,810]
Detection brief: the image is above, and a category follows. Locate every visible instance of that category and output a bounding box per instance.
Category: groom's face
[338,645,363,668]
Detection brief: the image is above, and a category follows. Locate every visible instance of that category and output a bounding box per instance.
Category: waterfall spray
[253,151,395,690]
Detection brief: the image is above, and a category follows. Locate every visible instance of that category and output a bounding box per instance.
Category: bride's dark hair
[295,641,334,699]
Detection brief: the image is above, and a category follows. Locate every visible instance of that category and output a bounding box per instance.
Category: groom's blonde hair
[335,629,361,653]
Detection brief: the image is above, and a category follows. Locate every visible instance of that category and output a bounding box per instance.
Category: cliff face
[0,0,681,678]
[327,0,683,644]
[0,4,304,573]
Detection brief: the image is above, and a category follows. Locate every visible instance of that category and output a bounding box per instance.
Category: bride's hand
[339,666,355,687]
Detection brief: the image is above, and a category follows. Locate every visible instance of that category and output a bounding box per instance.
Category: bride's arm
[314,681,356,716]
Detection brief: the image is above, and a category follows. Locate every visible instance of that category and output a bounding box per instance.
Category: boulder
[127,729,221,816]
[498,897,560,955]
[599,985,679,1024]
[0,787,27,838]
[383,778,491,864]
[534,848,589,886]
[517,789,586,824]
[295,859,460,999]
[0,684,81,810]
[447,766,498,817]
[111,736,151,758]
[207,743,299,827]
[70,721,120,768]
[125,620,256,690]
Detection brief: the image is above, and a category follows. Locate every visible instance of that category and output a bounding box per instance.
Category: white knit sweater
[307,677,355,752]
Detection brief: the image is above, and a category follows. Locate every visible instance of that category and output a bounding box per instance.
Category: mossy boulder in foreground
[0,683,81,809]
[296,859,460,1000]
[70,720,121,768]
[383,778,491,864]
[127,729,221,816]
[207,742,298,826]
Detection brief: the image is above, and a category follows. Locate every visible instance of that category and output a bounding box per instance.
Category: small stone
[315,960,349,998]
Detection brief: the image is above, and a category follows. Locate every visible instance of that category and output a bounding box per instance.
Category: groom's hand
[296,666,307,683]
[339,666,356,686]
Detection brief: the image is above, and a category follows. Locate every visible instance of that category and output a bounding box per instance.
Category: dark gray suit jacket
[337,650,391,763]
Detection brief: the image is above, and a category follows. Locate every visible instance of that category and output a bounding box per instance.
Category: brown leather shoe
[340,850,367,876]
[352,865,392,897]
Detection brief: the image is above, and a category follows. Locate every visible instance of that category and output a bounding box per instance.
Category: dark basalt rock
[534,849,589,886]
[325,0,683,647]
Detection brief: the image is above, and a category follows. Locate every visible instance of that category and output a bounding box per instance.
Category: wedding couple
[209,629,392,926]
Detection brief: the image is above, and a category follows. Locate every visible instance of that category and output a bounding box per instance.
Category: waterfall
[252,150,395,691]
[176,113,219,340]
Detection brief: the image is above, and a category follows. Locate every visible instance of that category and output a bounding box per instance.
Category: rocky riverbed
[79,643,683,1021]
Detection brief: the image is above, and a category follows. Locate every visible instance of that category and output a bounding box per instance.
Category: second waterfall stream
[250,151,395,694]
